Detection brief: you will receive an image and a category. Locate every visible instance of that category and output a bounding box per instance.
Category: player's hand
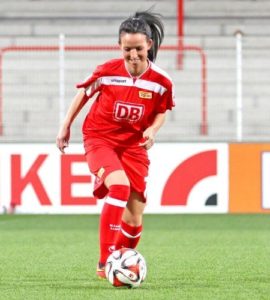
[56,126,70,153]
[139,127,156,150]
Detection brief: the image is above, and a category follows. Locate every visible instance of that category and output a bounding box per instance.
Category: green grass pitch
[0,214,270,300]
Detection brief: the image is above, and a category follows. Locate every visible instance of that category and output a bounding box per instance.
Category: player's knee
[105,170,130,187]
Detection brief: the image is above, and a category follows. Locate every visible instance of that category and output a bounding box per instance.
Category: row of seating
[0,0,269,142]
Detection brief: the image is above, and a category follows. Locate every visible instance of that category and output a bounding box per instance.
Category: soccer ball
[105,248,147,288]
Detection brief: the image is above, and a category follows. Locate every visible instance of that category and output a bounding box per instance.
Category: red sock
[115,220,143,250]
[99,184,130,265]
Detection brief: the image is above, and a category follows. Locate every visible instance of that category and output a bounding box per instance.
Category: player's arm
[56,89,88,153]
[139,112,166,150]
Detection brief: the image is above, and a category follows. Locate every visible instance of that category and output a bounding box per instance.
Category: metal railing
[0,35,270,143]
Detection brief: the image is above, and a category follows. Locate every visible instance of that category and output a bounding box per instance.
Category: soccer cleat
[96,262,106,279]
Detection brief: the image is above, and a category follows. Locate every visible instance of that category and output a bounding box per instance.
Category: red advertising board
[2,143,270,214]
[0,143,229,214]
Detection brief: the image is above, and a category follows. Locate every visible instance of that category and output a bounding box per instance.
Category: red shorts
[84,137,150,201]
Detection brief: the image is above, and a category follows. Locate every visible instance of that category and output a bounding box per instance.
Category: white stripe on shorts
[105,196,127,208]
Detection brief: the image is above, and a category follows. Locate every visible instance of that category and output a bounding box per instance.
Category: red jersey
[77,58,175,146]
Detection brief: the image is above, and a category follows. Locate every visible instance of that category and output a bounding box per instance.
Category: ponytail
[119,9,164,62]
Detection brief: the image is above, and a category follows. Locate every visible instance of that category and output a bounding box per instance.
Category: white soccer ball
[105,248,147,288]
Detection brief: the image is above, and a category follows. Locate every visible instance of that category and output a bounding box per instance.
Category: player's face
[119,33,152,76]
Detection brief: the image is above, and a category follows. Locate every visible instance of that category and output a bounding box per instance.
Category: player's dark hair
[119,9,164,62]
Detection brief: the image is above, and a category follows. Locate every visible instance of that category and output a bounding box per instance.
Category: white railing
[0,35,270,142]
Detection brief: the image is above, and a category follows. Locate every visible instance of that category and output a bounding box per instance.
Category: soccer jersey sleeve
[156,83,175,113]
[76,64,103,99]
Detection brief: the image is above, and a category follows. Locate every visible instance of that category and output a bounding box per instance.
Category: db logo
[114,101,144,123]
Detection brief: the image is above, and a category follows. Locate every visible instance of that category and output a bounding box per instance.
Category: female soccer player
[56,9,175,278]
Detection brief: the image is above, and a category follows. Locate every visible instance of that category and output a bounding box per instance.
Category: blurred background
[1,0,270,144]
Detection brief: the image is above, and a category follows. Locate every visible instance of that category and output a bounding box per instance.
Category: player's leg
[114,191,146,250]
[98,170,130,264]
[114,146,149,250]
[96,170,130,278]
[84,140,130,277]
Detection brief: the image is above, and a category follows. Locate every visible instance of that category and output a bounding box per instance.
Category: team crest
[139,91,152,99]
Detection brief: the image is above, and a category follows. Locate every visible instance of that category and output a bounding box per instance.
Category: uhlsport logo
[114,101,144,123]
